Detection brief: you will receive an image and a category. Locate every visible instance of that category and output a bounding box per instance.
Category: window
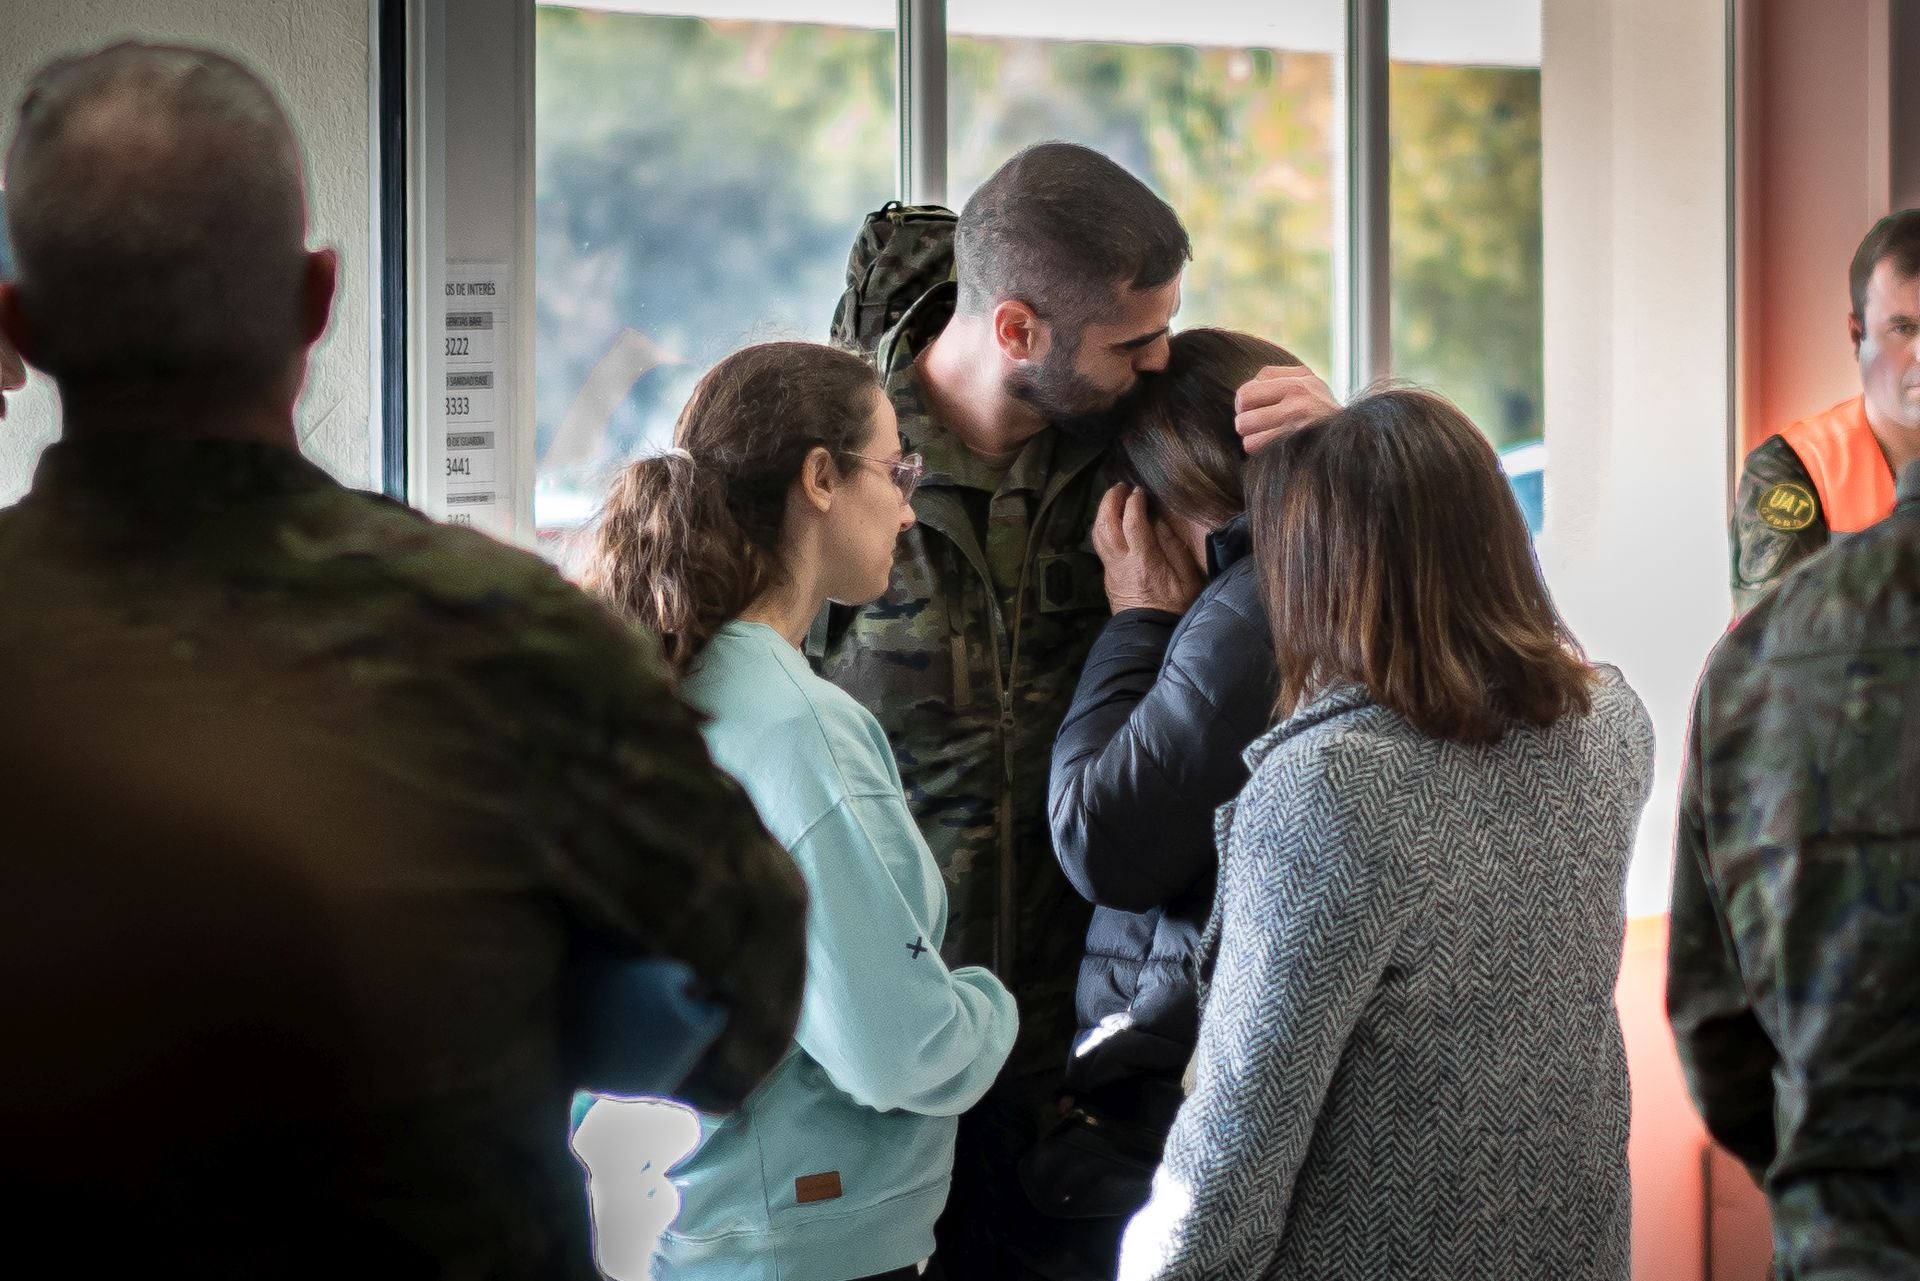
[1390,0,1544,529]
[534,1,895,542]
[533,1,1546,543]
[947,2,1344,378]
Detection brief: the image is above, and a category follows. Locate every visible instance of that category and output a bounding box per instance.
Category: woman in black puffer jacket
[1020,330,1296,1281]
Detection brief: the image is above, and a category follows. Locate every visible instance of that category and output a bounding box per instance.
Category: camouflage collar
[31,435,337,504]
[886,363,1059,496]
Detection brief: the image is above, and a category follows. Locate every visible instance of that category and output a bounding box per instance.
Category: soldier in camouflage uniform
[0,43,805,1278]
[1671,459,1920,1277]
[1729,210,1920,611]
[817,143,1189,1278]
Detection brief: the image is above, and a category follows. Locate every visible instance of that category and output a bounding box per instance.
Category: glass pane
[1389,0,1543,527]
[535,2,896,546]
[946,1,1344,380]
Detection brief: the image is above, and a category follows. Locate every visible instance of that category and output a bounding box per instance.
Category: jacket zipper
[919,447,1100,988]
[993,463,1096,988]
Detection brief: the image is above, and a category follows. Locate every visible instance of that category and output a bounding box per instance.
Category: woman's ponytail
[579,451,775,673]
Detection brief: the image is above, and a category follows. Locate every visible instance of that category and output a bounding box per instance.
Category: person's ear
[300,247,339,348]
[0,282,42,367]
[795,444,838,514]
[992,298,1049,364]
[1849,310,1866,356]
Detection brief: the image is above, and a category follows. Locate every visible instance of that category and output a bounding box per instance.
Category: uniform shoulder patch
[1756,481,1819,532]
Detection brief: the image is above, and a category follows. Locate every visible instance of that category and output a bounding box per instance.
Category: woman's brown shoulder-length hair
[1249,387,1594,744]
[1120,328,1298,529]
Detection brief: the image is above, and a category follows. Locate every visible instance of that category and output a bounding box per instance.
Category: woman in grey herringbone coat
[1118,390,1655,1281]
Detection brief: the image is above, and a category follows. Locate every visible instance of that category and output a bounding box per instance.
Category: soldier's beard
[1008,349,1154,444]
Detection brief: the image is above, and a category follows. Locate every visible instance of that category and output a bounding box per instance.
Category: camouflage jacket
[816,340,1115,1080]
[0,436,806,1278]
[1730,434,1830,613]
[1671,459,1920,1275]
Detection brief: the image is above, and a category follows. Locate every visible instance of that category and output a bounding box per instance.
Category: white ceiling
[549,1,1544,67]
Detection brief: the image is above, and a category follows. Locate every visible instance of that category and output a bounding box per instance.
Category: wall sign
[441,262,514,536]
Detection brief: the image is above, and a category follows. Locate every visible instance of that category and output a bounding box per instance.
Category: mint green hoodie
[657,621,1018,1281]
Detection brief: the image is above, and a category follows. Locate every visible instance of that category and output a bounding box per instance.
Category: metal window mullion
[897,0,948,206]
[405,0,448,518]
[1346,0,1390,393]
[374,0,410,500]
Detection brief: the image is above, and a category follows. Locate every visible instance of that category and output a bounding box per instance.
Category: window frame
[375,0,411,503]
[892,0,1390,397]
[382,1,1497,519]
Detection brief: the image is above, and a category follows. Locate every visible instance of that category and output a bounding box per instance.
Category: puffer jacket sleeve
[1049,566,1278,914]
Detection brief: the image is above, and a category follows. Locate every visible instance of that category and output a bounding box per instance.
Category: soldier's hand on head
[1093,483,1206,616]
[1235,364,1338,454]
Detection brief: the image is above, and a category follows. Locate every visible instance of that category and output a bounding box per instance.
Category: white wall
[0,0,375,498]
[1541,0,1732,917]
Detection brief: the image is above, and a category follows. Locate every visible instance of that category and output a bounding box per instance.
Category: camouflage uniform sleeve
[1761,639,1920,1273]
[527,597,807,1115]
[1731,436,1828,615]
[1666,684,1778,1178]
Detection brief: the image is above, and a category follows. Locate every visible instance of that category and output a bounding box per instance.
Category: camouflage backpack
[829,201,958,376]
[809,202,956,668]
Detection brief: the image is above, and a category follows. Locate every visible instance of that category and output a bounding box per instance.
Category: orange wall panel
[1619,914,1707,1281]
[1619,914,1774,1281]
[1740,0,1892,455]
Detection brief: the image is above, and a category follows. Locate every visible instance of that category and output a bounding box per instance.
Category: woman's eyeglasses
[844,451,925,502]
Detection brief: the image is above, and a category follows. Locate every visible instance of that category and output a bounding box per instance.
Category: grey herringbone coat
[1119,668,1654,1281]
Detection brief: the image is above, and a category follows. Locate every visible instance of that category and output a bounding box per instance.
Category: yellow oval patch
[1757,481,1818,532]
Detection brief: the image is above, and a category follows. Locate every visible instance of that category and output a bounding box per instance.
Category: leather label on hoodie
[795,1171,844,1204]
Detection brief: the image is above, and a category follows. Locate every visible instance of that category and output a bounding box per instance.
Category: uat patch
[1757,481,1818,532]
[795,1171,843,1204]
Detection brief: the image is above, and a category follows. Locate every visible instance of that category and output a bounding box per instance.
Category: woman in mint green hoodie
[581,341,1018,1281]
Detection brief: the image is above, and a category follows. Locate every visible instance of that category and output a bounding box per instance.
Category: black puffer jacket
[1047,515,1279,1104]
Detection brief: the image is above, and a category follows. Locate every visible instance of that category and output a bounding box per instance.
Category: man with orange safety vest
[1731,209,1920,611]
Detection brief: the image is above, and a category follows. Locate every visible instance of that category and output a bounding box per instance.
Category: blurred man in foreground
[0,40,805,1277]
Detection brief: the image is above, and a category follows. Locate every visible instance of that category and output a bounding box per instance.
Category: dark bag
[1017,1103,1167,1221]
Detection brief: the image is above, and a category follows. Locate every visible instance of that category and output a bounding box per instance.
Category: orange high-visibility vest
[1779,395,1897,534]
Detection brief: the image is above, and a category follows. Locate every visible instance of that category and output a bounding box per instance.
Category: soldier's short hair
[4,42,308,399]
[954,141,1190,335]
[1850,209,1920,324]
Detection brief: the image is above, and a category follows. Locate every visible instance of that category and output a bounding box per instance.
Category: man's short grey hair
[4,42,309,397]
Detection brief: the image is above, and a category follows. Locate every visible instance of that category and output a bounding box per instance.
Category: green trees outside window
[534,6,1542,538]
